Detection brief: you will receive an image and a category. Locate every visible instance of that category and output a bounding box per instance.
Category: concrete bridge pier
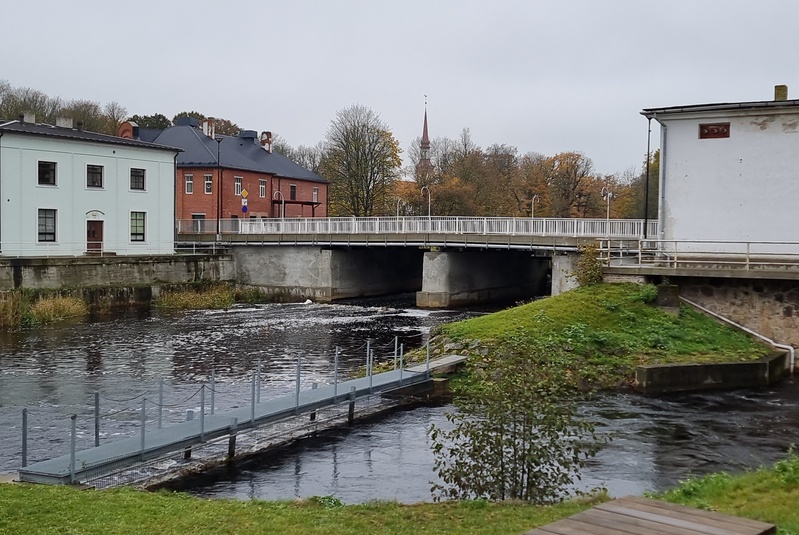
[551,251,581,296]
[416,250,549,308]
[233,246,423,301]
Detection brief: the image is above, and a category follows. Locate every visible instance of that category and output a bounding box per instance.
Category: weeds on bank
[0,291,88,327]
[156,285,236,310]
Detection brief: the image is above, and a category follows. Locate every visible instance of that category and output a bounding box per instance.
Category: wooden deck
[526,496,775,535]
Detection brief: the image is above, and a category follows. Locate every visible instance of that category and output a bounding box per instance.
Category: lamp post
[396,198,404,218]
[420,185,431,219]
[215,136,223,240]
[273,190,285,219]
[531,194,539,219]
[601,186,613,237]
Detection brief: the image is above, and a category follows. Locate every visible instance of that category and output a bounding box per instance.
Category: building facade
[120,118,328,232]
[0,118,179,257]
[643,85,799,254]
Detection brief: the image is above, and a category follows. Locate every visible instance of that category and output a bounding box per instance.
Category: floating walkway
[526,495,775,535]
[18,355,466,485]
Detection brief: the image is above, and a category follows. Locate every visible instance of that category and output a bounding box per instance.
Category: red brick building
[119,118,327,226]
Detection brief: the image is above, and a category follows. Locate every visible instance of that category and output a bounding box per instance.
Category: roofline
[0,121,182,152]
[642,99,799,118]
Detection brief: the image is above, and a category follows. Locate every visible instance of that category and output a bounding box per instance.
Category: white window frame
[38,208,57,242]
[234,176,243,196]
[130,211,146,242]
[313,187,319,203]
[259,179,266,198]
[204,174,213,194]
[185,174,194,194]
[38,161,57,186]
[87,164,104,188]
[130,168,146,191]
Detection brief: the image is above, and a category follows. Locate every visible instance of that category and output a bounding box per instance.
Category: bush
[30,296,88,323]
[571,243,604,287]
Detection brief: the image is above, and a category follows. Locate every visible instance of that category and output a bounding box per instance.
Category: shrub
[571,242,604,287]
[29,296,88,323]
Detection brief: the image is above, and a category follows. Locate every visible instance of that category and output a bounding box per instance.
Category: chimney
[18,113,24,123]
[260,131,273,153]
[207,117,215,139]
[55,117,73,129]
[775,84,788,101]
[77,120,84,132]
[22,112,35,123]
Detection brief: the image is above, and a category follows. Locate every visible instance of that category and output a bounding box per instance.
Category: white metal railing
[176,217,659,240]
[604,239,799,270]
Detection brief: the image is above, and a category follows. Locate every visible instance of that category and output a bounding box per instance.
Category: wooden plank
[598,501,760,535]
[616,496,775,534]
[577,507,709,535]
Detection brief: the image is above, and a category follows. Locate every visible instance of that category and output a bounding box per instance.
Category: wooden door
[87,220,103,253]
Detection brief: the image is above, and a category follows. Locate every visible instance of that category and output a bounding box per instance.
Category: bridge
[176,216,658,305]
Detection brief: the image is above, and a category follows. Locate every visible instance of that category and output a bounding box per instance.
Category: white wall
[658,109,799,253]
[0,133,176,256]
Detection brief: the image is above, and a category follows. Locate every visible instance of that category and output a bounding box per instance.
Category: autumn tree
[545,152,595,217]
[172,111,239,135]
[129,113,171,129]
[321,104,402,216]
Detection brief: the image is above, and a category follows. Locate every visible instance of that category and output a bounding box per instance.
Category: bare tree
[103,101,128,135]
[321,104,402,216]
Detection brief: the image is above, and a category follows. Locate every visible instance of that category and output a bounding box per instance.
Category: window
[259,179,266,198]
[38,161,56,185]
[87,165,103,188]
[313,187,318,203]
[290,184,297,200]
[130,168,145,190]
[130,212,146,242]
[204,174,213,194]
[234,176,242,196]
[185,174,194,194]
[38,209,56,242]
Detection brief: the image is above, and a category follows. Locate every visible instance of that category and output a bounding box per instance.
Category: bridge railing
[177,217,658,239]
[604,239,799,270]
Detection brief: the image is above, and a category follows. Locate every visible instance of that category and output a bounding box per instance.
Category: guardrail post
[426,339,431,378]
[200,385,206,442]
[21,408,27,468]
[251,371,256,425]
[368,349,374,393]
[94,392,100,446]
[69,414,77,483]
[295,353,302,413]
[333,346,339,401]
[399,343,404,385]
[158,380,163,429]
[347,387,356,424]
[184,410,194,460]
[310,383,318,421]
[140,399,146,456]
[394,336,398,370]
[227,418,238,461]
[210,369,216,415]
[256,359,262,404]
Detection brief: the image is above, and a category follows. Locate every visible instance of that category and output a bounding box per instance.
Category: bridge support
[233,246,423,301]
[551,252,580,296]
[416,250,548,308]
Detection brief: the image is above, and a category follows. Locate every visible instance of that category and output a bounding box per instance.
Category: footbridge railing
[177,216,659,240]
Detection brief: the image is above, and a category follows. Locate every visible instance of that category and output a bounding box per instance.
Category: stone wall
[677,277,799,347]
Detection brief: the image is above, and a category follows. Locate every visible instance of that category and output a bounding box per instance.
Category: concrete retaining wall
[0,255,235,290]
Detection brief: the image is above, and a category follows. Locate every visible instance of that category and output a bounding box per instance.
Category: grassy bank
[426,283,771,389]
[0,291,88,327]
[2,454,798,534]
[155,283,267,310]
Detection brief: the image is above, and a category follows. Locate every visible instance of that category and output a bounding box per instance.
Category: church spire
[417,96,433,178]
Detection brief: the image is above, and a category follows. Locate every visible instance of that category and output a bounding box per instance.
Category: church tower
[415,99,434,181]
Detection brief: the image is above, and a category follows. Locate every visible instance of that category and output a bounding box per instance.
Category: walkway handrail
[177,216,658,240]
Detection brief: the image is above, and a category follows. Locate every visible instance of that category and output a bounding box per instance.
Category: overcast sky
[4,0,799,175]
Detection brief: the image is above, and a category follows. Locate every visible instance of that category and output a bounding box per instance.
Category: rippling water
[1,297,798,504]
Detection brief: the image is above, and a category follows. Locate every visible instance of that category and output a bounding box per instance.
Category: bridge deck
[18,355,466,485]
[526,496,775,535]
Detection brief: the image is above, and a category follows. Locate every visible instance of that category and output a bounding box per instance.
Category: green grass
[655,452,799,534]
[431,283,771,389]
[0,485,601,535]
[2,454,798,534]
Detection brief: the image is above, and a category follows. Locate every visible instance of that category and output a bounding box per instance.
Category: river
[1,297,797,504]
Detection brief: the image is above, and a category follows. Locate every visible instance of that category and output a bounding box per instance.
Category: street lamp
[215,136,223,240]
[601,186,613,236]
[531,194,539,219]
[396,198,404,218]
[273,190,285,219]
[420,185,431,219]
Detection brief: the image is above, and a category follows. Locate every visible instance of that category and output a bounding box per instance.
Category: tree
[102,101,128,135]
[172,111,240,135]
[429,342,602,503]
[545,152,595,217]
[61,99,105,132]
[128,113,171,129]
[321,104,402,216]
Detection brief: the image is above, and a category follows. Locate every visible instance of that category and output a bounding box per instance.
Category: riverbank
[421,283,775,390]
[1,453,797,534]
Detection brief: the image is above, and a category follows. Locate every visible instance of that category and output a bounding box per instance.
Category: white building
[643,86,799,256]
[0,118,179,256]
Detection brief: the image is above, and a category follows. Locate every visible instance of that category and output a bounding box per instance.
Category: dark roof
[151,125,327,183]
[0,120,181,152]
[642,99,799,118]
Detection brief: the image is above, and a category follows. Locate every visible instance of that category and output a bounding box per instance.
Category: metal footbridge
[18,355,466,486]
